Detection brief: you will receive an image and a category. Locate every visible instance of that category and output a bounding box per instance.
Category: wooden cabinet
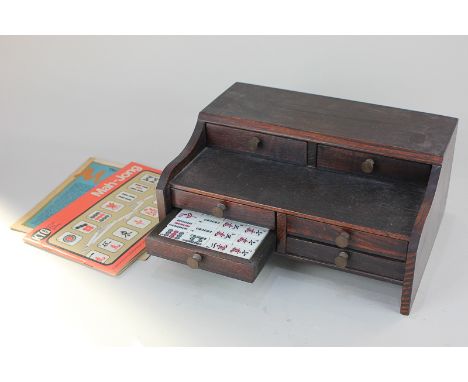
[146,82,457,315]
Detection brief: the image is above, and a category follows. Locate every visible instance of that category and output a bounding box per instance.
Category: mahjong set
[22,82,457,314]
[159,209,269,260]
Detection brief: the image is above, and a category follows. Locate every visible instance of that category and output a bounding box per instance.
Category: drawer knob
[335,231,350,248]
[187,253,203,269]
[361,158,375,174]
[335,251,349,268]
[212,202,227,218]
[248,136,261,151]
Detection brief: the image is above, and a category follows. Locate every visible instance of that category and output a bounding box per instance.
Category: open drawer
[146,209,276,282]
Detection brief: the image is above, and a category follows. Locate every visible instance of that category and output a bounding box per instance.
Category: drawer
[287,237,405,281]
[317,145,431,183]
[172,188,276,229]
[206,123,307,165]
[287,215,407,260]
[146,209,275,282]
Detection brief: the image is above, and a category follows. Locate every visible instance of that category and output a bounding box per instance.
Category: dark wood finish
[287,215,408,260]
[307,142,317,167]
[400,129,457,315]
[146,83,457,315]
[206,123,307,165]
[276,213,287,253]
[146,209,276,282]
[276,252,403,285]
[156,120,206,220]
[200,82,457,164]
[287,237,405,281]
[317,145,431,184]
[171,188,276,229]
[171,147,426,238]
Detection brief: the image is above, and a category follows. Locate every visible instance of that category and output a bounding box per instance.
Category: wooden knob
[335,231,350,248]
[211,203,227,218]
[361,158,375,174]
[248,136,261,151]
[335,251,349,268]
[187,253,203,269]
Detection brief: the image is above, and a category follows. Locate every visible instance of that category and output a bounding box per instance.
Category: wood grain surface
[287,237,405,281]
[287,215,408,260]
[317,145,431,184]
[206,123,307,165]
[171,147,426,238]
[200,82,457,164]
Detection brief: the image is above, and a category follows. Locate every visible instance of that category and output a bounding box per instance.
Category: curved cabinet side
[156,120,206,220]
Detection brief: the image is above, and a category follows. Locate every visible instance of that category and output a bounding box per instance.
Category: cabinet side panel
[400,129,456,315]
[155,120,206,219]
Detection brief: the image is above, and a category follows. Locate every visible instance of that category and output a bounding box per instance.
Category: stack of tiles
[159,209,269,260]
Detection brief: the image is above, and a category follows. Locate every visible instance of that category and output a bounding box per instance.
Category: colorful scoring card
[24,163,161,275]
[159,209,270,260]
[11,157,122,233]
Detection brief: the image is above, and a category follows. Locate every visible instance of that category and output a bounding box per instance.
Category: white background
[1,36,468,347]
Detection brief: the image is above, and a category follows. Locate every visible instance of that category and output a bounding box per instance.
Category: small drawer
[287,237,405,281]
[287,215,407,260]
[172,188,276,229]
[206,123,307,165]
[146,209,275,282]
[317,145,431,183]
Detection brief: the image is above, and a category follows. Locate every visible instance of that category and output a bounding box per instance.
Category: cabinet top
[200,82,457,164]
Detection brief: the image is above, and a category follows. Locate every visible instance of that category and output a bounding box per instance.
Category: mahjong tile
[112,227,138,240]
[88,210,111,223]
[211,229,239,242]
[219,219,246,232]
[72,221,97,234]
[192,224,217,236]
[140,173,160,184]
[225,245,255,260]
[57,232,82,246]
[128,182,149,193]
[242,225,269,239]
[116,191,137,202]
[98,238,124,253]
[86,250,109,263]
[235,235,262,248]
[181,232,210,247]
[159,226,187,241]
[101,200,125,212]
[169,218,195,230]
[199,215,224,228]
[127,216,151,228]
[175,209,206,221]
[205,239,231,253]
[140,206,158,218]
